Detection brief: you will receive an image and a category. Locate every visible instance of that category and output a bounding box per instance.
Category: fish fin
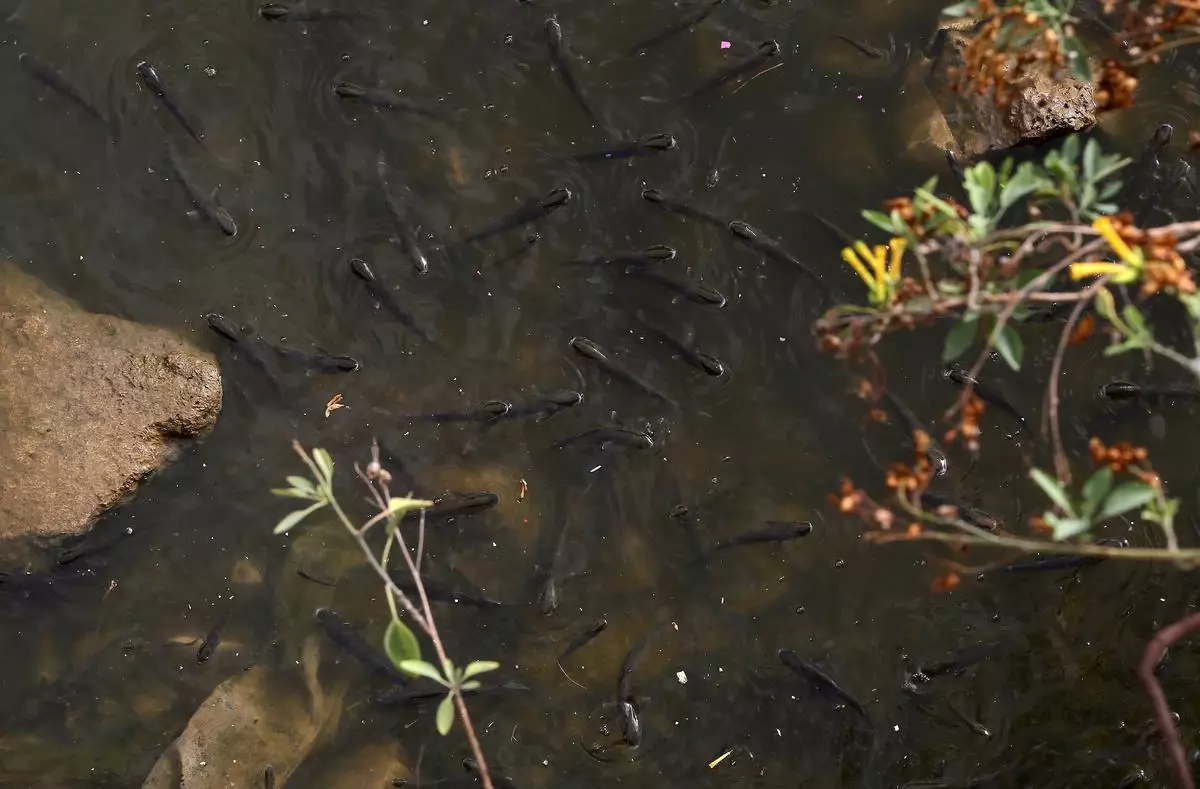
[210,186,221,201]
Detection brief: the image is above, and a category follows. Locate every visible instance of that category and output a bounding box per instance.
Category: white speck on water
[894,724,901,732]
[676,670,688,684]
[589,464,601,473]
[204,67,215,77]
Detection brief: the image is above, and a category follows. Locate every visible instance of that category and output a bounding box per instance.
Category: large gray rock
[927,28,1096,157]
[0,262,221,551]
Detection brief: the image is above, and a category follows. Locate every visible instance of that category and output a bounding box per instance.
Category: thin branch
[1138,610,1200,789]
[1044,295,1092,483]
[950,237,1106,420]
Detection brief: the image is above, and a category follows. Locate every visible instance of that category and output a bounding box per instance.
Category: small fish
[378,158,431,274]
[349,258,435,343]
[408,491,499,520]
[881,389,948,476]
[204,313,277,381]
[168,147,238,236]
[567,244,677,267]
[136,61,203,144]
[333,82,442,119]
[259,2,357,20]
[627,267,726,306]
[374,680,529,707]
[1099,380,1200,402]
[558,618,608,666]
[391,576,506,608]
[616,625,665,746]
[807,211,855,247]
[633,311,725,377]
[617,698,643,747]
[569,133,677,161]
[197,611,229,663]
[464,758,519,789]
[994,538,1125,573]
[946,149,966,183]
[537,510,586,615]
[492,232,541,265]
[711,520,812,551]
[545,16,602,124]
[268,343,360,372]
[19,52,106,124]
[904,642,1000,691]
[459,187,572,245]
[918,491,1000,532]
[477,390,584,431]
[570,336,676,406]
[778,649,870,722]
[263,766,275,789]
[57,526,134,566]
[296,567,337,587]
[552,425,655,451]
[314,608,409,682]
[727,220,826,289]
[407,400,515,424]
[626,0,726,55]
[0,566,98,599]
[942,364,1027,433]
[835,34,886,59]
[640,188,730,230]
[680,40,780,99]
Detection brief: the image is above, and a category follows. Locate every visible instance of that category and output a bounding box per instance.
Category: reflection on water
[1,0,1198,787]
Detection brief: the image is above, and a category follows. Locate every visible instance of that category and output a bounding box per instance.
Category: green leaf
[1051,517,1089,541]
[1094,287,1118,323]
[463,660,501,680]
[436,694,455,736]
[1097,482,1156,521]
[312,448,334,485]
[1030,469,1075,516]
[384,620,422,671]
[387,496,436,516]
[942,318,979,363]
[286,476,318,497]
[1082,138,1100,181]
[862,209,899,235]
[398,659,447,685]
[997,162,1045,214]
[964,161,995,218]
[273,501,326,535]
[992,325,1024,371]
[1122,304,1147,333]
[1079,467,1113,519]
[461,680,482,692]
[271,487,313,499]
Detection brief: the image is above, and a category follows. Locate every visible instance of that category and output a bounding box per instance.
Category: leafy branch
[272,441,498,789]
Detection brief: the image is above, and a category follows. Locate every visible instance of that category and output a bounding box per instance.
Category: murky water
[1,0,1198,786]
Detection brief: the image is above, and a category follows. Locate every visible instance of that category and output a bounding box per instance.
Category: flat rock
[0,262,221,552]
[926,29,1096,157]
[142,635,348,788]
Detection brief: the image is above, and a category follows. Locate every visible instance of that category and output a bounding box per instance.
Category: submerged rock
[0,262,221,553]
[925,28,1096,157]
[142,635,348,788]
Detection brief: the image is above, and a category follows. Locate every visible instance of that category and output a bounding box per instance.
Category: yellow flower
[887,237,906,281]
[841,246,877,293]
[1069,261,1139,283]
[1092,216,1140,266]
[841,238,906,307]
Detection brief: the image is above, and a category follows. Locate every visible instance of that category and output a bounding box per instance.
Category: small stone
[676,670,688,685]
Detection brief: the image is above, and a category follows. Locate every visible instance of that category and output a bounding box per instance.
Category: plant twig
[1043,294,1093,483]
[1138,610,1200,789]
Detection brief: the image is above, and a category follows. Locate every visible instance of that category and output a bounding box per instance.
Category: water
[0,0,1198,786]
